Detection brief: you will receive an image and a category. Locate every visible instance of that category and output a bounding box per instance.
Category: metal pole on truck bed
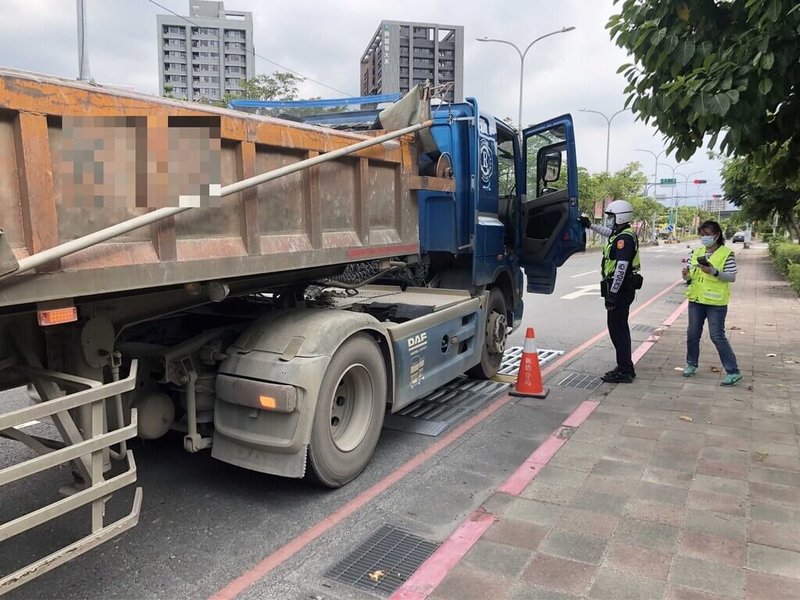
[1,120,432,282]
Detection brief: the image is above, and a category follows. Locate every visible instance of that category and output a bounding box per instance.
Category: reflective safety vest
[602,226,641,280]
[686,245,732,306]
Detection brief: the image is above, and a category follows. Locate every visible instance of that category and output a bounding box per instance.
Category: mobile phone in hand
[697,256,710,266]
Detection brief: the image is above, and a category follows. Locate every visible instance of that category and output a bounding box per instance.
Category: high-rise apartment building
[157,1,254,102]
[360,21,464,103]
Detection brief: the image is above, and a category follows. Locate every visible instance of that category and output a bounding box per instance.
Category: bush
[774,243,800,275]
[761,232,773,243]
[768,237,784,258]
[789,263,800,296]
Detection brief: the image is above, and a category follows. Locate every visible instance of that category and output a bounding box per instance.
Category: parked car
[732,231,746,243]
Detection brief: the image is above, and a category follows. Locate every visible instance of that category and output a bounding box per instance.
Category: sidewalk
[408,246,800,599]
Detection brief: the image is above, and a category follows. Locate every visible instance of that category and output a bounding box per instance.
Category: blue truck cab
[419,99,585,330]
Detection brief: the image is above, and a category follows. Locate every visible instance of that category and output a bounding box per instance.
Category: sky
[0,0,725,205]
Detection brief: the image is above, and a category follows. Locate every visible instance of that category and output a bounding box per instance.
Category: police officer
[579,200,642,383]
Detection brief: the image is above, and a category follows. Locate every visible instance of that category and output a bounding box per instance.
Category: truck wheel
[467,287,508,380]
[308,334,387,487]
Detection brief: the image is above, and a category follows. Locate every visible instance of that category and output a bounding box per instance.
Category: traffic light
[693,179,707,184]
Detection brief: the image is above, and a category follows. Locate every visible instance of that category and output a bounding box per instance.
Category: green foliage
[768,236,783,258]
[608,1,800,179]
[773,243,800,275]
[788,263,800,296]
[577,162,650,216]
[721,156,800,241]
[225,72,301,104]
[197,72,302,108]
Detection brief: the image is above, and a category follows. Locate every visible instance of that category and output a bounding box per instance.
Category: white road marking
[571,270,600,278]
[560,284,601,300]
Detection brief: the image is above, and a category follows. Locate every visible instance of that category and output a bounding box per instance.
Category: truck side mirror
[541,152,562,183]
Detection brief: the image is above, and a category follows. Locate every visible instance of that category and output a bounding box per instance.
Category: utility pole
[76,0,92,82]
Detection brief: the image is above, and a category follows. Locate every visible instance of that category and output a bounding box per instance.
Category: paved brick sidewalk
[427,246,800,600]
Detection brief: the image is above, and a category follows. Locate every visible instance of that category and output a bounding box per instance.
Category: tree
[721,156,800,241]
[223,72,301,105]
[607,1,800,179]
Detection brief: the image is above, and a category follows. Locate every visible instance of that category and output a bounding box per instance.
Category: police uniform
[601,225,641,379]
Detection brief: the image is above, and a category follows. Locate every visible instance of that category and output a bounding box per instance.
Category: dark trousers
[607,293,635,374]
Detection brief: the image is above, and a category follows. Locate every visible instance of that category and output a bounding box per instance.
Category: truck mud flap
[0,361,141,595]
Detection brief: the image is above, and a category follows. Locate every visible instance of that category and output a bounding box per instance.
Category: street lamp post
[477,27,576,135]
[635,148,666,198]
[659,162,694,233]
[580,108,628,173]
[677,170,702,208]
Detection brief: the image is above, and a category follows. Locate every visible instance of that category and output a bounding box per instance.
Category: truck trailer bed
[0,68,420,310]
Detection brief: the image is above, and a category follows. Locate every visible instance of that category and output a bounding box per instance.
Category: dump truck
[0,68,584,592]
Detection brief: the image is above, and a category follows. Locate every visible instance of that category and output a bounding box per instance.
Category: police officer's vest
[602,226,641,280]
[686,245,733,306]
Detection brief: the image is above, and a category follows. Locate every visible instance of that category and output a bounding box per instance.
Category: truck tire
[467,287,508,380]
[308,334,387,487]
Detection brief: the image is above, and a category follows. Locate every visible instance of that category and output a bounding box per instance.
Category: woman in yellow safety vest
[681,220,742,386]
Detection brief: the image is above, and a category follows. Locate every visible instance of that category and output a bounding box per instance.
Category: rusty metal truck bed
[0,68,419,309]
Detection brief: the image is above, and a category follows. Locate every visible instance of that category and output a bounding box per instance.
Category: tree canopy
[721,156,800,241]
[221,72,301,105]
[608,0,800,180]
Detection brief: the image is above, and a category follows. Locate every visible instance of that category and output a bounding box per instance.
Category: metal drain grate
[498,346,564,376]
[383,377,508,437]
[632,324,657,333]
[325,524,439,596]
[558,371,603,390]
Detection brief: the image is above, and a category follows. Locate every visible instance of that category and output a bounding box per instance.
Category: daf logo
[407,332,428,352]
[479,139,493,184]
[407,332,427,348]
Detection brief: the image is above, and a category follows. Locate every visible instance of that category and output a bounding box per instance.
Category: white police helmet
[605,200,634,225]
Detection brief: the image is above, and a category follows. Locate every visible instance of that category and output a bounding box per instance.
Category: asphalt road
[0,241,695,600]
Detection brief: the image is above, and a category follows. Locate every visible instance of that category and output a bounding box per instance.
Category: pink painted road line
[562,399,602,428]
[663,299,689,327]
[498,399,600,496]
[210,280,686,600]
[538,279,684,379]
[632,299,689,364]
[497,434,566,496]
[389,510,496,600]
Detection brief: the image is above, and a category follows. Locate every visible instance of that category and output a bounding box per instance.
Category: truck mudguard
[212,308,395,478]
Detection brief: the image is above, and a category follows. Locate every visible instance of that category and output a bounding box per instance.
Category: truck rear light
[37,307,78,326]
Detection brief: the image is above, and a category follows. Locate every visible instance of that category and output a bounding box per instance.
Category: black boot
[604,368,636,380]
[601,370,634,383]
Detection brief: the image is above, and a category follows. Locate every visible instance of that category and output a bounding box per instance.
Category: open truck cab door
[519,115,585,294]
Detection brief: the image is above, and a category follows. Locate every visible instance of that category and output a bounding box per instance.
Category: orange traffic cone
[509,327,549,398]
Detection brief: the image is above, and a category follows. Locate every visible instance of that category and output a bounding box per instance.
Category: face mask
[605,216,616,228]
[700,235,716,247]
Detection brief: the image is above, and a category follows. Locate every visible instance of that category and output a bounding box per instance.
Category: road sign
[660,178,676,186]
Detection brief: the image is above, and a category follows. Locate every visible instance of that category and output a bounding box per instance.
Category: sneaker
[682,365,697,377]
[604,368,636,379]
[720,373,743,386]
[601,371,634,384]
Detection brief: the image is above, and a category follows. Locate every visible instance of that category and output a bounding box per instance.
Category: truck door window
[526,126,567,198]
[497,129,517,198]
